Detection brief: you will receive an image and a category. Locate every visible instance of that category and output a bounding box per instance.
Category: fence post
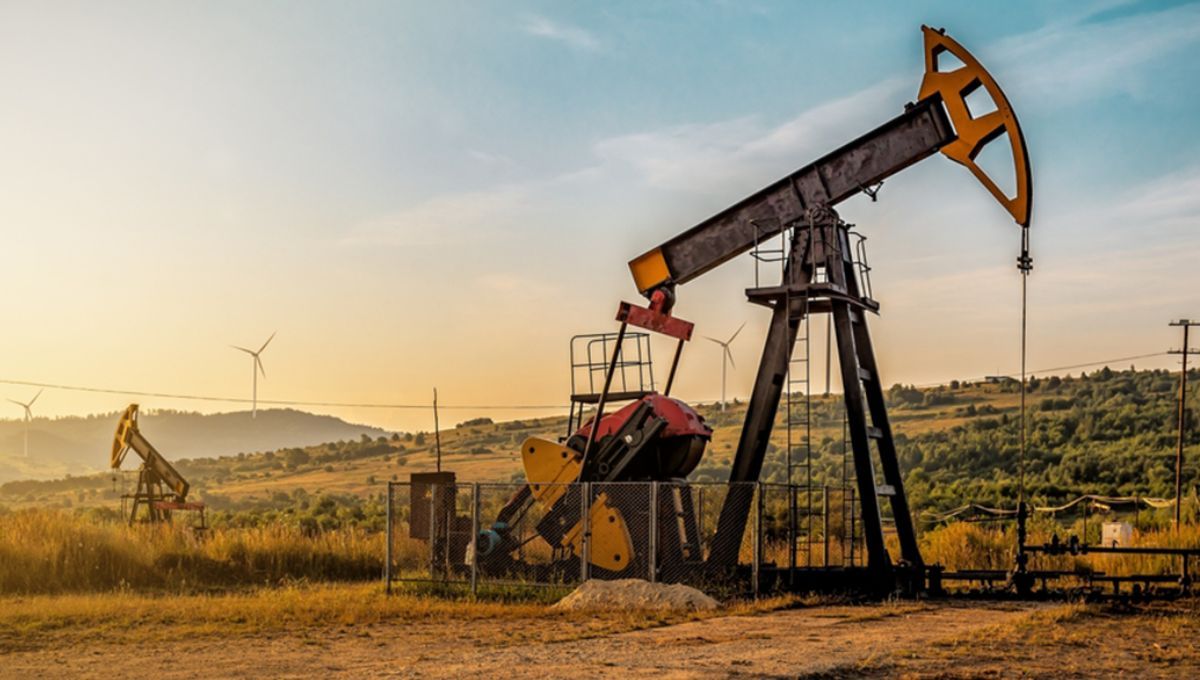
[470,482,480,597]
[649,482,658,583]
[788,483,797,580]
[385,482,393,595]
[753,483,762,597]
[581,482,591,583]
[429,484,438,580]
[823,485,831,568]
[849,487,856,567]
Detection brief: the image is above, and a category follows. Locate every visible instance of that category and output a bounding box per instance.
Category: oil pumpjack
[470,26,1032,593]
[111,404,206,527]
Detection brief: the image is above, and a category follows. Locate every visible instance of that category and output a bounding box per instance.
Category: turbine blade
[727,322,746,344]
[29,389,42,406]
[704,337,724,346]
[231,345,255,355]
[725,346,736,370]
[7,399,23,407]
[256,356,266,379]
[258,331,276,354]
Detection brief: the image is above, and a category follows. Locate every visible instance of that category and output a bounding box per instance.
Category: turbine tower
[8,389,42,458]
[705,323,745,411]
[231,332,275,419]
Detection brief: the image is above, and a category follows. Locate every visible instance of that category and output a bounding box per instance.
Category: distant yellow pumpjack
[111,404,205,526]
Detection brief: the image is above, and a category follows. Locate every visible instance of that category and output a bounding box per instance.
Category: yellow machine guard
[628,247,672,296]
[522,436,582,507]
[520,437,635,572]
[561,493,633,572]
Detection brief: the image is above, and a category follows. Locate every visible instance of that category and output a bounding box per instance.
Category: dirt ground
[2,599,1197,678]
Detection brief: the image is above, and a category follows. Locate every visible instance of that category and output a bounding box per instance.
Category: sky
[1,0,1199,433]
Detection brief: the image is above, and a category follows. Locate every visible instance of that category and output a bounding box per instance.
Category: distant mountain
[0,408,390,483]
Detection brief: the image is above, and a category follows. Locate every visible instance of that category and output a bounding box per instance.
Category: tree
[285,448,311,470]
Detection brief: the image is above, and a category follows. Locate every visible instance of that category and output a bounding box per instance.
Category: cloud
[342,163,612,248]
[1029,164,1200,252]
[885,163,1200,322]
[474,272,563,303]
[1114,167,1200,231]
[990,2,1200,105]
[351,6,1200,255]
[594,78,909,196]
[343,184,530,247]
[593,3,1200,197]
[521,15,600,51]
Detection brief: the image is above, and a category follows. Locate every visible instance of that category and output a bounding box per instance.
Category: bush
[285,448,310,470]
[457,417,494,428]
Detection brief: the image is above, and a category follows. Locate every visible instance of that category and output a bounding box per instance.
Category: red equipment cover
[577,394,712,440]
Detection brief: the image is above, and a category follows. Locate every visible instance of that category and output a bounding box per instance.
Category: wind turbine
[8,389,42,458]
[231,332,275,418]
[705,323,745,411]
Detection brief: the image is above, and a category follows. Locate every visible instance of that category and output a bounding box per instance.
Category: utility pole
[433,388,442,473]
[1169,319,1200,530]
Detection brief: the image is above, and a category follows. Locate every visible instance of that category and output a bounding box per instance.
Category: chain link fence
[386,480,860,597]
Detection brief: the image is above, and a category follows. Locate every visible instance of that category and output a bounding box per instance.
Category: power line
[1019,352,1172,376]
[0,350,1178,413]
[911,351,1172,388]
[0,377,567,411]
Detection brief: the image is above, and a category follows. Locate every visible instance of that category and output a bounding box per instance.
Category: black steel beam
[634,95,953,292]
[841,253,923,571]
[830,302,890,575]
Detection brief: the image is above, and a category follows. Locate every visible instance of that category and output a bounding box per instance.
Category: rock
[552,578,719,612]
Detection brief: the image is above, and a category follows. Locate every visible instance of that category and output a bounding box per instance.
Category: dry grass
[920,520,1200,578]
[0,584,541,649]
[0,508,382,594]
[0,582,809,654]
[856,600,1200,678]
[837,599,935,623]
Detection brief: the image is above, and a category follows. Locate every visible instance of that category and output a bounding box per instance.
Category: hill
[3,367,1197,524]
[0,408,389,484]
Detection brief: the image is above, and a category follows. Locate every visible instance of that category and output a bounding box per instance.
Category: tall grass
[919,520,1200,577]
[0,509,382,594]
[6,507,1196,597]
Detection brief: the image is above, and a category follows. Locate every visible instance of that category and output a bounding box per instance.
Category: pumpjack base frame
[121,466,207,529]
[709,213,923,585]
